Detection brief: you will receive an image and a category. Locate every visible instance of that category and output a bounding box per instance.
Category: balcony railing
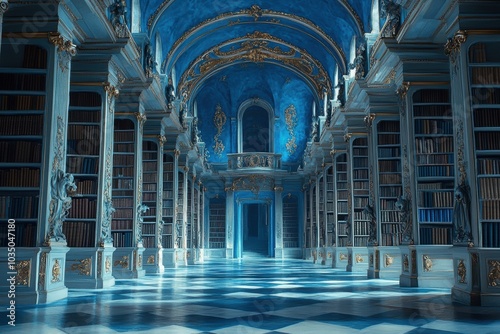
[227,152,282,170]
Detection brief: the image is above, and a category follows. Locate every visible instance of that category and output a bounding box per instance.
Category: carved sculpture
[48,169,77,242]
[396,195,412,243]
[101,200,115,245]
[453,182,473,244]
[363,204,377,245]
[165,77,175,107]
[109,0,128,38]
[136,204,149,245]
[380,0,401,38]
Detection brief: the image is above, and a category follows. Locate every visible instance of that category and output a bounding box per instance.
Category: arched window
[238,99,274,153]
[131,0,141,33]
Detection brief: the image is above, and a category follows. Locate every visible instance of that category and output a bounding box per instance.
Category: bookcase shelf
[162,153,174,248]
[335,153,348,247]
[325,166,335,247]
[413,88,454,245]
[142,140,158,249]
[318,175,325,247]
[112,118,135,247]
[469,42,500,248]
[377,120,403,246]
[209,197,226,248]
[186,178,192,248]
[177,170,184,248]
[0,44,48,248]
[351,137,370,247]
[283,195,299,248]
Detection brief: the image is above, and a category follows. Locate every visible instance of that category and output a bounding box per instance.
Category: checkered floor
[1,258,499,333]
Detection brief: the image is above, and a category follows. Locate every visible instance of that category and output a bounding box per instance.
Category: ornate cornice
[178,31,332,102]
[444,30,467,58]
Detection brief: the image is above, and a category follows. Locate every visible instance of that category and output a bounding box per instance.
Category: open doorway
[243,203,269,258]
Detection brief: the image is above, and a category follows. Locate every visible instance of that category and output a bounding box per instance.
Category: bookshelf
[351,137,370,246]
[162,153,174,248]
[111,118,135,248]
[64,91,102,247]
[305,188,312,248]
[335,153,349,247]
[209,197,226,248]
[177,170,184,248]
[377,120,403,246]
[142,140,158,249]
[0,44,47,247]
[318,176,325,247]
[325,166,335,246]
[283,195,299,248]
[186,178,192,248]
[413,88,454,245]
[469,42,500,247]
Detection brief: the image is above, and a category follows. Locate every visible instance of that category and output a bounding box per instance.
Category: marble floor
[1,258,499,333]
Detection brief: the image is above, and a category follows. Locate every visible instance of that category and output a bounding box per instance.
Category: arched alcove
[237,99,274,153]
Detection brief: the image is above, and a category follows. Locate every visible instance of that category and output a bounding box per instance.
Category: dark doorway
[243,203,269,258]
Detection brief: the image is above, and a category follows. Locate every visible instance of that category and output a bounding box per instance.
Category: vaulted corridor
[2,259,499,333]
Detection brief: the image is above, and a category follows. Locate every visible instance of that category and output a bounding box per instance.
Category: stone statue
[380,0,401,38]
[136,203,149,245]
[144,43,155,77]
[310,117,319,142]
[396,195,412,243]
[165,77,175,107]
[453,183,473,244]
[349,42,366,80]
[109,0,128,38]
[101,200,115,244]
[48,169,77,242]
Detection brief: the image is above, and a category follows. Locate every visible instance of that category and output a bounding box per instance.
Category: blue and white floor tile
[1,258,500,333]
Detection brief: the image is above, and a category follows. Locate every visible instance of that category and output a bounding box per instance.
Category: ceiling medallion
[178,31,331,101]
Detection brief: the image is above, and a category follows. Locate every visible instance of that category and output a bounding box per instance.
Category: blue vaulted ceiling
[135,0,374,164]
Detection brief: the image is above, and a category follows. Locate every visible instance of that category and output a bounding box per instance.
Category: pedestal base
[112,247,145,279]
[65,246,116,288]
[346,247,369,272]
[143,248,165,273]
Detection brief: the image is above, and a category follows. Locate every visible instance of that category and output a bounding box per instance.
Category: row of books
[114,143,135,152]
[354,236,370,246]
[143,162,157,170]
[418,190,454,207]
[353,196,369,208]
[143,153,157,161]
[418,181,454,190]
[142,236,156,248]
[379,210,400,223]
[379,173,402,185]
[163,173,174,181]
[413,89,449,104]
[0,140,42,163]
[142,223,157,235]
[481,200,500,219]
[478,158,500,175]
[415,137,454,154]
[113,208,134,219]
[378,147,400,158]
[143,173,157,183]
[380,233,401,246]
[21,45,48,69]
[69,92,101,108]
[0,73,46,91]
[67,156,99,174]
[113,197,134,208]
[482,222,500,247]
[209,241,225,248]
[352,169,368,179]
[74,179,98,195]
[112,231,133,247]
[379,185,402,197]
[162,235,174,248]
[0,168,40,187]
[377,121,400,133]
[113,166,134,177]
[413,105,451,117]
[377,134,400,145]
[63,221,95,247]
[0,195,39,218]
[0,223,36,247]
[353,157,368,167]
[379,159,401,170]
[0,94,45,111]
[352,181,369,189]
[67,139,100,156]
[162,208,174,216]
[113,177,133,189]
[475,131,500,150]
[336,173,347,181]
[114,131,135,142]
[415,119,453,135]
[416,153,454,165]
[418,165,454,178]
[111,219,133,230]
[474,108,500,128]
[143,183,157,191]
[353,211,369,220]
[469,43,488,63]
[353,220,370,236]
[143,207,157,217]
[470,67,500,85]
[143,192,157,201]
[379,198,397,210]
[471,87,500,105]
[352,148,368,156]
[417,208,453,223]
[381,223,401,234]
[68,198,97,219]
[113,155,135,166]
[336,164,347,172]
[67,124,100,141]
[337,201,348,213]
[419,226,451,245]
[336,190,348,199]
[0,114,44,135]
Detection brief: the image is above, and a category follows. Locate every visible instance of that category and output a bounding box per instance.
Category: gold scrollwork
[487,260,500,287]
[16,260,30,286]
[212,104,226,157]
[147,255,155,264]
[457,259,467,284]
[385,254,394,267]
[71,258,92,276]
[403,254,409,272]
[114,256,129,268]
[423,255,433,272]
[355,254,364,263]
[48,32,77,56]
[51,259,61,283]
[444,30,468,57]
[105,256,111,273]
[339,253,347,261]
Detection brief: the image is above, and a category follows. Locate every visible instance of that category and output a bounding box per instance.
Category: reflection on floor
[1,258,500,333]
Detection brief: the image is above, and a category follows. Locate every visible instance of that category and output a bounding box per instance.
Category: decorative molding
[488,260,500,287]
[39,252,46,289]
[71,258,91,276]
[403,254,409,272]
[212,103,226,157]
[109,0,129,38]
[444,30,467,68]
[51,259,62,283]
[148,255,155,264]
[48,32,76,72]
[364,113,375,129]
[385,254,394,267]
[423,255,432,272]
[177,31,332,102]
[103,82,120,108]
[15,260,30,286]
[339,253,347,261]
[97,252,102,277]
[355,254,363,263]
[101,147,114,246]
[457,259,466,284]
[456,119,467,185]
[114,256,129,268]
[105,256,111,273]
[396,82,410,117]
[285,104,298,155]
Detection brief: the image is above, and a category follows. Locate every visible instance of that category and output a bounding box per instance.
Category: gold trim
[16,260,30,286]
[114,256,129,268]
[488,260,500,287]
[457,259,466,284]
[51,259,62,283]
[71,258,92,276]
[423,255,432,272]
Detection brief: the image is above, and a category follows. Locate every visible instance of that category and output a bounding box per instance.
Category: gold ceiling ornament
[212,104,227,157]
[285,104,298,155]
[179,31,331,101]
[162,5,346,70]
